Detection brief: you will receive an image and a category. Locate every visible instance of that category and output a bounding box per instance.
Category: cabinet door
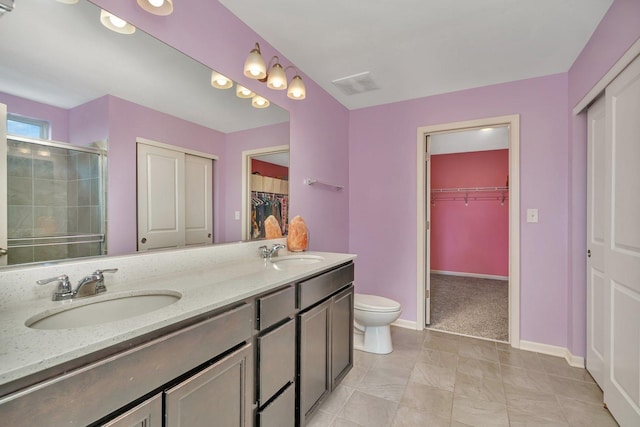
[165,344,253,427]
[100,394,162,427]
[298,300,331,424]
[331,285,353,389]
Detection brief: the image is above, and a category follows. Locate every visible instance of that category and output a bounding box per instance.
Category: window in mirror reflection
[7,114,50,139]
[250,158,289,240]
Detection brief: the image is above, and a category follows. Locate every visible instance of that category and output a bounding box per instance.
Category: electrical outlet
[527,208,539,223]
[234,211,240,220]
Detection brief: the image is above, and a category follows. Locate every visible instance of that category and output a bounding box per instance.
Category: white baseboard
[519,340,585,368]
[431,270,508,281]
[392,319,418,330]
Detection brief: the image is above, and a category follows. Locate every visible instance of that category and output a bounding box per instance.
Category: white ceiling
[219,0,614,110]
[0,0,288,134]
[430,126,509,155]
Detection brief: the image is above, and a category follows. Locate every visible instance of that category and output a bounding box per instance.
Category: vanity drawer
[257,382,295,427]
[257,285,295,330]
[257,318,296,404]
[298,262,354,310]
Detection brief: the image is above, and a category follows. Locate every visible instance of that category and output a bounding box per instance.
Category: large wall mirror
[0,0,290,267]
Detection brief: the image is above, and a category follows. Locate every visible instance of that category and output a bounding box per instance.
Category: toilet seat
[354,294,401,313]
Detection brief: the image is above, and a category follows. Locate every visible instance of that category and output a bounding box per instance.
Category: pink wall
[566,0,640,357]
[349,73,570,349]
[430,150,509,277]
[224,122,289,243]
[106,96,226,254]
[90,0,351,253]
[0,92,69,141]
[69,96,109,146]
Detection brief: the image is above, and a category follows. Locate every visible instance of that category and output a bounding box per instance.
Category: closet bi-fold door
[601,54,640,426]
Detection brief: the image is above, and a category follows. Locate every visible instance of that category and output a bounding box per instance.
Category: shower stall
[6,136,106,265]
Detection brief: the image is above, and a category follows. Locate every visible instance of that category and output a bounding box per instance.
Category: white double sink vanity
[0,240,356,426]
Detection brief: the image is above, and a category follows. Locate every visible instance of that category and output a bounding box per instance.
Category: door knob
[141,238,147,244]
[0,247,7,256]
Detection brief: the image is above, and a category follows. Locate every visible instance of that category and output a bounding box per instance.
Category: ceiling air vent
[331,72,379,96]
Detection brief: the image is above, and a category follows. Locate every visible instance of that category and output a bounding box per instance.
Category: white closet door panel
[185,154,212,246]
[603,54,640,426]
[586,95,606,386]
[137,144,185,251]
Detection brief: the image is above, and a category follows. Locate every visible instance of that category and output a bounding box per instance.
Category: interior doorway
[428,127,509,341]
[416,115,520,346]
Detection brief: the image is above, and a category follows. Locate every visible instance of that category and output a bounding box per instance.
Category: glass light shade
[244,49,266,80]
[266,63,287,90]
[100,10,136,34]
[287,75,306,100]
[137,0,174,16]
[210,71,233,89]
[236,84,255,99]
[251,95,270,109]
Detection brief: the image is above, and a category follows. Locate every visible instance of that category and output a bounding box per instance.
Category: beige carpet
[427,273,508,342]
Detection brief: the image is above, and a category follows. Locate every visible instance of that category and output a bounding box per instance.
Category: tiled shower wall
[6,139,104,265]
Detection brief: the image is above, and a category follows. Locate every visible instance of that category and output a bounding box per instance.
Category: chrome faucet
[258,243,286,259]
[37,269,118,301]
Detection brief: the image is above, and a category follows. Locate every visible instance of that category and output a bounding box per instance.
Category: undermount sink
[270,255,324,270]
[26,290,182,330]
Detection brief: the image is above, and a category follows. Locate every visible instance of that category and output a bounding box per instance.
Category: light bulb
[241,88,251,96]
[149,0,164,7]
[109,15,127,28]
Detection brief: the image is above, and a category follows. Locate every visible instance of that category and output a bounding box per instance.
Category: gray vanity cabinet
[165,343,253,427]
[297,263,355,426]
[101,394,162,427]
[255,285,297,427]
[330,285,354,389]
[298,299,332,423]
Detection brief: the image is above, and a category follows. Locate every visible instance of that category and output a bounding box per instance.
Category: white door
[424,136,432,325]
[0,103,7,266]
[185,154,212,246]
[602,55,640,426]
[586,95,606,386]
[137,143,185,251]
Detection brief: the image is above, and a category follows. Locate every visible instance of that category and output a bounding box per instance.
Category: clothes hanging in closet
[251,191,289,239]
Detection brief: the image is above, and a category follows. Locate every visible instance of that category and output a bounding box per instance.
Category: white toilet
[353,293,402,354]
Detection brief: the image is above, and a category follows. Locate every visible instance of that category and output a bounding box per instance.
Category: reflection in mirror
[0,0,289,267]
[249,151,290,240]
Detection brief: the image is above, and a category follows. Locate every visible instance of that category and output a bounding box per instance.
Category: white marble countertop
[0,248,355,393]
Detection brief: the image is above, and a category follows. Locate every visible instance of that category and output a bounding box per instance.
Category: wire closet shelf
[431,186,509,206]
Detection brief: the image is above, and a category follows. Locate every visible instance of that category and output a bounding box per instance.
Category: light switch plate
[527,208,539,223]
[234,211,240,220]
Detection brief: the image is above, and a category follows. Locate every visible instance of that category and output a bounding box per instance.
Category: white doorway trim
[416,115,520,348]
[241,145,289,241]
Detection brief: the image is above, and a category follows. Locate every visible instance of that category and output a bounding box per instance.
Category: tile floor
[307,327,618,427]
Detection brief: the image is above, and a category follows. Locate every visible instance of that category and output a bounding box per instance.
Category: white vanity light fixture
[210,71,233,89]
[251,95,270,109]
[236,84,255,99]
[137,0,173,16]
[100,10,136,34]
[244,42,306,100]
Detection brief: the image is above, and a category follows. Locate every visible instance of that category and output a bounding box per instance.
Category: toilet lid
[354,293,401,312]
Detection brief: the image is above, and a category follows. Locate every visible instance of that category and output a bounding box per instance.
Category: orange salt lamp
[287,215,308,251]
[264,215,283,239]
